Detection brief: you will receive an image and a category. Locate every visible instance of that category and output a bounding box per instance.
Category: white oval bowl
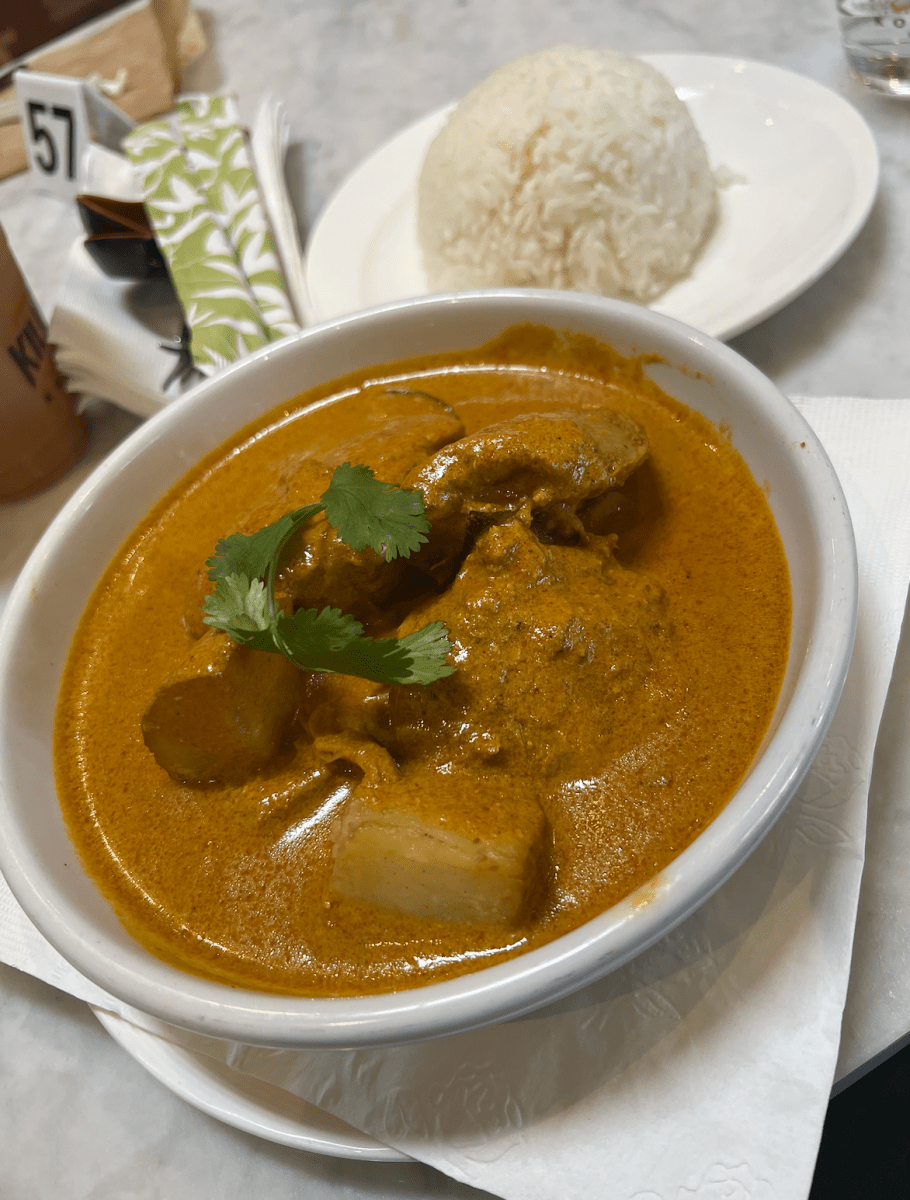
[0,290,856,1048]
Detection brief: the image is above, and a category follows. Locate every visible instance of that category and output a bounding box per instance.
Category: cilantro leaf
[321,463,429,562]
[199,466,453,686]
[201,573,272,640]
[273,605,364,664]
[393,622,457,685]
[206,504,323,582]
[276,610,454,685]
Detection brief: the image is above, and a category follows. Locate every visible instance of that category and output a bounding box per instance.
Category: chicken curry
[54,325,791,996]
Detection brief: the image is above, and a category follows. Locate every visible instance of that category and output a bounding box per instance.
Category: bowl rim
[0,289,857,1047]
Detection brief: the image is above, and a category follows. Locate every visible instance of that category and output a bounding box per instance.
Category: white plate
[305,54,879,340]
[93,1008,408,1161]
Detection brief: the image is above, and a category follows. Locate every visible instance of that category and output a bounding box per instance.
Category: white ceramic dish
[305,55,879,341]
[0,290,856,1049]
[93,1008,405,1160]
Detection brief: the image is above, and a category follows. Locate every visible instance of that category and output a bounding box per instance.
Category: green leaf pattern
[124,96,300,373]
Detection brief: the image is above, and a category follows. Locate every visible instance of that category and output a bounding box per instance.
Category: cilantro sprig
[201,464,454,686]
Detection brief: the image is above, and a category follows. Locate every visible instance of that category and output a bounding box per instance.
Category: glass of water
[837,1,910,95]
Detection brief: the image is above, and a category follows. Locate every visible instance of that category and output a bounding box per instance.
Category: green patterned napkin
[124,95,299,374]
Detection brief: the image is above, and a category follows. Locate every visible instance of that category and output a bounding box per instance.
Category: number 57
[26,101,76,180]
[15,72,91,197]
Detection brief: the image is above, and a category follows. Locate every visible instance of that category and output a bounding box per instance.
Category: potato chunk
[142,629,301,784]
[331,770,549,925]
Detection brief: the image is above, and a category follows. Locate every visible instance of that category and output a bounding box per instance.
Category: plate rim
[643,52,880,339]
[92,1007,409,1161]
[304,51,879,340]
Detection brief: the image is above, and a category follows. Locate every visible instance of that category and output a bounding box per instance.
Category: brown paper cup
[1,225,87,502]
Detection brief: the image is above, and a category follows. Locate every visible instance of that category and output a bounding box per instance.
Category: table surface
[2,2,909,1196]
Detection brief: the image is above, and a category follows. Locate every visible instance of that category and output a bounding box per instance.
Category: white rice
[416,45,717,304]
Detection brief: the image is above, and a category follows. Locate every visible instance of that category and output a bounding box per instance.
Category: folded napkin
[48,96,307,415]
[124,94,299,372]
[2,397,910,1199]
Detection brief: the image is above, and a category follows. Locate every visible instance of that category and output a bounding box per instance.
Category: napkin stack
[47,95,309,416]
[2,397,910,1200]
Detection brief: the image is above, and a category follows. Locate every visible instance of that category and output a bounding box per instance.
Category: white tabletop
[1,2,908,1196]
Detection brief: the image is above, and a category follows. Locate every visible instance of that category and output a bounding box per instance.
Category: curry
[54,325,791,996]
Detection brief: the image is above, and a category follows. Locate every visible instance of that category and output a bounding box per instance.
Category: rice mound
[416,45,717,304]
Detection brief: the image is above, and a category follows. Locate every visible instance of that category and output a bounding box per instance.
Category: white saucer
[305,54,879,341]
[93,1008,408,1161]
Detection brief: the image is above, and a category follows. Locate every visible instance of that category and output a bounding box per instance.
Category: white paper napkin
[48,239,195,418]
[250,95,315,328]
[2,397,910,1199]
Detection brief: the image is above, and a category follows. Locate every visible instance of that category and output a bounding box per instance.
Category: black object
[159,323,197,391]
[76,193,167,280]
[809,1039,910,1197]
[83,232,167,280]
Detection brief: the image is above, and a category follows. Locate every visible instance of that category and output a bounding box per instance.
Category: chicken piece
[275,400,465,620]
[313,730,400,786]
[390,519,676,778]
[184,393,465,637]
[182,457,331,639]
[331,768,549,926]
[329,390,465,486]
[301,674,399,784]
[409,409,648,514]
[404,408,648,580]
[304,672,391,741]
[142,629,302,784]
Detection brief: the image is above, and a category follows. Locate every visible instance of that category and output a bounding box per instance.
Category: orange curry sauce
[54,326,790,995]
